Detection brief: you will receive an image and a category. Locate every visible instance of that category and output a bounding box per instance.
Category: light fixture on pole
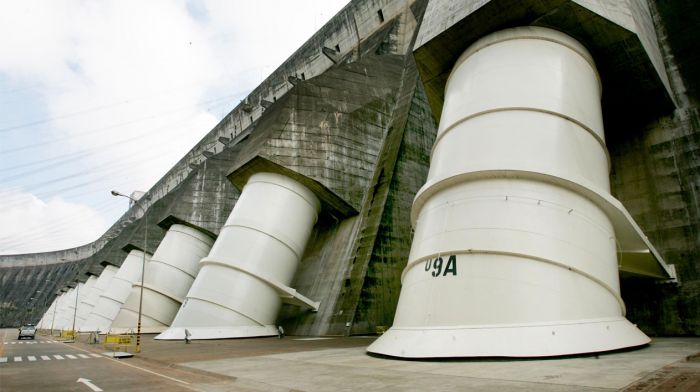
[111,189,148,353]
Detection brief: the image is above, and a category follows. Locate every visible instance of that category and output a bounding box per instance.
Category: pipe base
[155,325,279,340]
[107,326,168,335]
[367,318,650,358]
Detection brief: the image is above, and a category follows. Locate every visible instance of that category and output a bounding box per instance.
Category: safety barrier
[55,330,76,341]
[103,334,136,352]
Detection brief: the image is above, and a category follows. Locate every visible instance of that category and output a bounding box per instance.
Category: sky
[0,0,349,255]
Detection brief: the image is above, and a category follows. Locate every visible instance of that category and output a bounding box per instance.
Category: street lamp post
[71,283,79,338]
[50,294,58,336]
[111,190,148,353]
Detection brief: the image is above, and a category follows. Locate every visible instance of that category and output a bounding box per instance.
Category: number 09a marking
[424,255,457,277]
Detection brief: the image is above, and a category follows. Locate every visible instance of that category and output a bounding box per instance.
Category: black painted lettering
[443,255,457,276]
[431,257,443,277]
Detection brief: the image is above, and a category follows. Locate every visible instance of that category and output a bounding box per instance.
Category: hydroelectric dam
[2,0,699,359]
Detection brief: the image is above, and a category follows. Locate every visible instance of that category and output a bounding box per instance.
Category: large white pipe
[52,290,71,330]
[56,292,74,330]
[38,297,58,329]
[70,279,95,330]
[47,293,67,330]
[51,292,67,330]
[110,224,214,333]
[37,305,47,328]
[37,300,50,328]
[69,277,96,329]
[77,265,118,331]
[157,172,320,340]
[80,250,150,333]
[53,288,77,330]
[368,26,650,358]
[62,282,87,331]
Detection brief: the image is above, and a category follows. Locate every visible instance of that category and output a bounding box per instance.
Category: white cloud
[0,0,348,254]
[0,190,107,254]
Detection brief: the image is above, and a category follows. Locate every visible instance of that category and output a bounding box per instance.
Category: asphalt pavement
[0,328,211,391]
[1,328,699,391]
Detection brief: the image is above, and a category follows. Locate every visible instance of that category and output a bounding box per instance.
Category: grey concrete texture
[182,339,700,392]
[0,262,84,326]
[609,0,700,336]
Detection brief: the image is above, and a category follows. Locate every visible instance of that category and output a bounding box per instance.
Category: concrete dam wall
[2,0,699,344]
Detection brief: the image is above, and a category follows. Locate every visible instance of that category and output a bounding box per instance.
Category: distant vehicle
[18,324,36,340]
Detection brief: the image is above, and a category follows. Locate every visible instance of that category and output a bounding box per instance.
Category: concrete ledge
[228,155,359,219]
[156,215,217,241]
[413,0,675,124]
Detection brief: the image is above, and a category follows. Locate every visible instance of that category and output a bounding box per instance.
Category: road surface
[0,328,197,392]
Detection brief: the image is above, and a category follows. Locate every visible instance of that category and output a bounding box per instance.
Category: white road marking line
[14,356,22,362]
[28,356,37,361]
[78,354,90,359]
[65,354,78,359]
[68,344,190,386]
[104,356,190,384]
[77,378,103,392]
[41,355,51,360]
[53,354,65,360]
[0,357,7,363]
[10,342,16,345]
